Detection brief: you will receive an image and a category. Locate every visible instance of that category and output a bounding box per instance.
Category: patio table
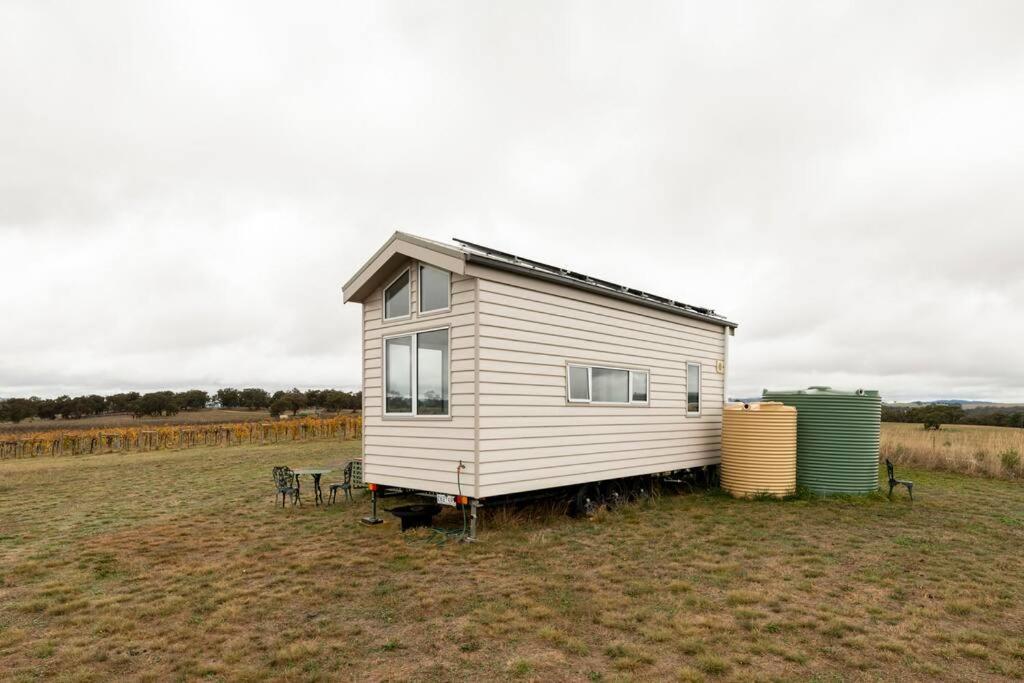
[292,468,333,506]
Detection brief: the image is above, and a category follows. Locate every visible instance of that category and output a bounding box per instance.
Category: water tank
[761,387,881,494]
[721,402,797,497]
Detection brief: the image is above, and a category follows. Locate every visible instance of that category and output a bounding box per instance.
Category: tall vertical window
[383,269,410,320]
[567,364,648,404]
[630,371,648,402]
[385,336,412,413]
[384,328,449,417]
[416,329,449,415]
[686,362,701,415]
[418,264,450,313]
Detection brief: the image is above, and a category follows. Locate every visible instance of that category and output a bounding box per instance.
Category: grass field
[882,422,1024,479]
[2,440,1024,681]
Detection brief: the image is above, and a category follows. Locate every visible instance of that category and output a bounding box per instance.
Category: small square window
[592,367,629,403]
[568,366,590,402]
[419,264,450,313]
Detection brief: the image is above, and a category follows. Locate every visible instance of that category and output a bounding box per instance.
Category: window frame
[630,369,649,403]
[417,263,452,316]
[566,363,650,406]
[382,325,452,419]
[381,267,412,322]
[686,362,702,417]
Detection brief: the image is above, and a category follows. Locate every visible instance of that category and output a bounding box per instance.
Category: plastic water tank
[721,402,797,498]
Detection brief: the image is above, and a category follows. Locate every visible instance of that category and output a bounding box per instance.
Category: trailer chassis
[364,464,718,541]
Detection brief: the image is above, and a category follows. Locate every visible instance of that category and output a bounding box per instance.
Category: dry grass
[883,422,1024,479]
[3,439,1024,681]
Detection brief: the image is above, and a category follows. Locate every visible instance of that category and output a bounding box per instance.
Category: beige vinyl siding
[361,259,477,495]
[470,265,727,498]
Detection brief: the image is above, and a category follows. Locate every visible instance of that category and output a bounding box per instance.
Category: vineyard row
[0,416,363,459]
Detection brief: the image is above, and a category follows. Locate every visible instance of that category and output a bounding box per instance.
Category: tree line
[0,388,361,424]
[883,404,1024,430]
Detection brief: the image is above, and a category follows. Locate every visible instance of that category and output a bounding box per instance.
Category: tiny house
[342,233,737,534]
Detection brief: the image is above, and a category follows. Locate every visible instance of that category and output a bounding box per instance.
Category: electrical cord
[457,460,468,538]
[402,461,469,546]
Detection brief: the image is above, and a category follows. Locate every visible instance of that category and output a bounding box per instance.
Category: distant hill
[890,400,1024,411]
[738,397,1024,412]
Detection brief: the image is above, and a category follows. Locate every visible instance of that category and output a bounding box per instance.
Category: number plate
[436,493,456,507]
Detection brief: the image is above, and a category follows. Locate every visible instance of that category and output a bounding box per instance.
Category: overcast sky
[2,2,1022,402]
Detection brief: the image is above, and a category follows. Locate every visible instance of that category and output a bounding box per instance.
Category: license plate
[436,493,456,507]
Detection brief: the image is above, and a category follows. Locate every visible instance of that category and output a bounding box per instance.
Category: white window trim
[382,267,412,322]
[566,363,649,406]
[417,263,451,316]
[686,362,702,417]
[629,369,649,404]
[382,325,451,419]
[567,364,592,403]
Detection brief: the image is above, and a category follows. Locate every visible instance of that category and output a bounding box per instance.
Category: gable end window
[418,264,451,314]
[384,327,450,417]
[383,269,411,320]
[567,364,648,405]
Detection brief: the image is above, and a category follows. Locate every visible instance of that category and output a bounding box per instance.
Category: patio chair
[272,466,299,507]
[328,462,354,504]
[885,459,913,501]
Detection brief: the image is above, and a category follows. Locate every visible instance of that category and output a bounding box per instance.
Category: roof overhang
[342,232,467,303]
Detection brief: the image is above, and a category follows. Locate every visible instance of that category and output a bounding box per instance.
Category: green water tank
[761,387,881,494]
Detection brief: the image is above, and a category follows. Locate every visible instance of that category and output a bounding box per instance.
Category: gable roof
[343,232,737,329]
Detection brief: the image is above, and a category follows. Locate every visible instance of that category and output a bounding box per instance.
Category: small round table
[292,468,333,506]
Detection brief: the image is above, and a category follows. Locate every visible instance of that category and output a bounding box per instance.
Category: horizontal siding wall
[362,258,477,495]
[471,265,728,498]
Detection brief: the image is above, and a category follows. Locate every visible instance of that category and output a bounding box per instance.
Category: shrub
[1000,449,1021,476]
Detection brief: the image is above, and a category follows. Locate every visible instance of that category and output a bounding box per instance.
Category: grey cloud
[2,1,1023,402]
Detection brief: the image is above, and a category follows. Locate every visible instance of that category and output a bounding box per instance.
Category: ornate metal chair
[272,466,298,507]
[328,462,354,504]
[885,459,913,501]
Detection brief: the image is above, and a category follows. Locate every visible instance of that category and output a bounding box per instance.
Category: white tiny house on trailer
[342,233,737,531]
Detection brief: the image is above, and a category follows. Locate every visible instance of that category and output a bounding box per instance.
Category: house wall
[361,259,478,496]
[467,264,728,498]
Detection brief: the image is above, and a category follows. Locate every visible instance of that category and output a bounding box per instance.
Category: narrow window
[383,270,410,320]
[385,336,412,413]
[416,329,449,415]
[630,371,648,403]
[568,365,590,402]
[418,264,450,314]
[687,362,701,415]
[591,367,629,403]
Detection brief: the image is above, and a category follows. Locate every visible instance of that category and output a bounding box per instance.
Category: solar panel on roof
[452,237,728,323]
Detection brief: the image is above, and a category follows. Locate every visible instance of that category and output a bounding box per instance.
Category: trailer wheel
[604,480,628,510]
[630,476,659,503]
[572,483,603,517]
